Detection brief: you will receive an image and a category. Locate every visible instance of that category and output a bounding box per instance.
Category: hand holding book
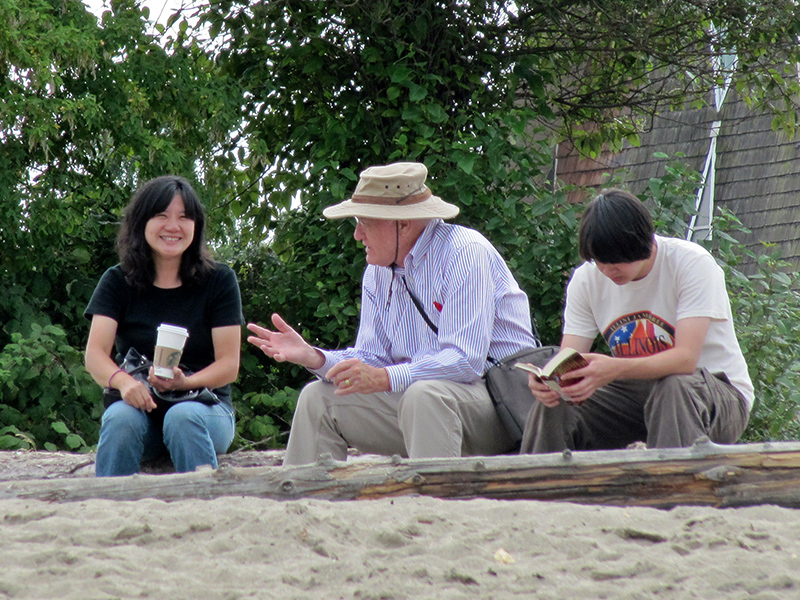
[515,347,589,405]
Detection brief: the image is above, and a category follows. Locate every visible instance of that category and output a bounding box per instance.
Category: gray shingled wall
[554,90,800,272]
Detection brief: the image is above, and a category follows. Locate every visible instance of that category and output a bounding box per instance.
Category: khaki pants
[520,369,750,453]
[284,379,516,466]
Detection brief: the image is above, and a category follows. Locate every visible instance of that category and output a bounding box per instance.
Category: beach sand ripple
[1,496,799,599]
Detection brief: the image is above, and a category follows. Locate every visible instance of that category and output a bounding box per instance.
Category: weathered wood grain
[2,439,800,508]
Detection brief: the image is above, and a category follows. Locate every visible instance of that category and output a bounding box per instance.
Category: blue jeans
[95,400,235,477]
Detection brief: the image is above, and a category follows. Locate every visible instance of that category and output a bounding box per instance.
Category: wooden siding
[554,90,800,271]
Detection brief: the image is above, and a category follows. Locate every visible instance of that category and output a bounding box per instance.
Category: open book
[514,347,589,402]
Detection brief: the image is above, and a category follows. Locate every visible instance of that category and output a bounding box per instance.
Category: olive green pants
[520,369,750,453]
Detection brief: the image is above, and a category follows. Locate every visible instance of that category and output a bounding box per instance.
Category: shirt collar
[404,219,442,270]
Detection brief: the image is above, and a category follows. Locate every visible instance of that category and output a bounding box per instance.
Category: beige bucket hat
[322,162,460,220]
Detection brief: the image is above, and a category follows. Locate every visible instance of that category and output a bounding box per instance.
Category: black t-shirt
[84,263,243,399]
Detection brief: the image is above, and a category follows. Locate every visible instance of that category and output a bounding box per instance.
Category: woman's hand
[117,374,157,412]
[148,366,188,393]
[85,314,156,412]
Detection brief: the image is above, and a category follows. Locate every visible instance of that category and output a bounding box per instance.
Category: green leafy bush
[707,213,800,441]
[235,386,300,451]
[0,323,101,452]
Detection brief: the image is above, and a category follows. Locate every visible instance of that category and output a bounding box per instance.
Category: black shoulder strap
[402,276,501,364]
[401,276,439,335]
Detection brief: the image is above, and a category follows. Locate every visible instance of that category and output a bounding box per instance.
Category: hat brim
[322,195,460,220]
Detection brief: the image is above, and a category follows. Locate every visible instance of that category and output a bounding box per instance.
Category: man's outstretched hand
[247,313,325,370]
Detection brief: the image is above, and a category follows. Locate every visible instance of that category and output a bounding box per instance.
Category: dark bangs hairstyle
[578,188,655,264]
[117,175,215,289]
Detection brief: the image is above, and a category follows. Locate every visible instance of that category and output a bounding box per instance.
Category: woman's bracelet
[108,368,126,388]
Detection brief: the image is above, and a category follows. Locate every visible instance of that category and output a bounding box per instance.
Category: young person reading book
[520,188,753,453]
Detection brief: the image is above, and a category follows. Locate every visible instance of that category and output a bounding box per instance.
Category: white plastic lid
[157,324,189,337]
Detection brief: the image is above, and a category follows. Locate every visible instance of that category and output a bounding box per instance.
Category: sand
[1,492,799,600]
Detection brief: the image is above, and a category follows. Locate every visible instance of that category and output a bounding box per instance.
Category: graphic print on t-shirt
[603,311,675,357]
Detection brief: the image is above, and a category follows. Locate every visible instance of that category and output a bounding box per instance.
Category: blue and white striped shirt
[313,219,538,391]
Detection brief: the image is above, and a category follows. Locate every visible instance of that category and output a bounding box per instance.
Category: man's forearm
[606,348,699,380]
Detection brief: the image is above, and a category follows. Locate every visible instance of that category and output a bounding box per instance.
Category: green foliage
[235,386,299,450]
[0,323,101,452]
[705,213,800,441]
[202,0,800,159]
[0,0,245,349]
[641,153,704,237]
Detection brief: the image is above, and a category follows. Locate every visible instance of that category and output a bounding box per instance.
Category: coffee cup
[153,324,189,379]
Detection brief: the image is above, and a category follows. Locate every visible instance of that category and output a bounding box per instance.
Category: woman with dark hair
[84,175,243,477]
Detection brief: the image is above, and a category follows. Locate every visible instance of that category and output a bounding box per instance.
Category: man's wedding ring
[345,379,351,386]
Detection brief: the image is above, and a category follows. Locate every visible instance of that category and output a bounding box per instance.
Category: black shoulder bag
[102,348,221,409]
[483,346,558,447]
[401,277,557,448]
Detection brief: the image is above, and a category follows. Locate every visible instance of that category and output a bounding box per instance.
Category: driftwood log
[2,439,800,508]
[0,448,286,481]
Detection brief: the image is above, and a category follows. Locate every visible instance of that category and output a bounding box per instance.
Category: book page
[514,362,544,377]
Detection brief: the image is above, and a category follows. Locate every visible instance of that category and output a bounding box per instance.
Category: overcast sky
[83,0,188,25]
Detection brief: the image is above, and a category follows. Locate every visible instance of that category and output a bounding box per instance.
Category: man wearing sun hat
[247,161,539,465]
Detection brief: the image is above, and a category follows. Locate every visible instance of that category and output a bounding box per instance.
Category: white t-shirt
[564,235,754,406]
